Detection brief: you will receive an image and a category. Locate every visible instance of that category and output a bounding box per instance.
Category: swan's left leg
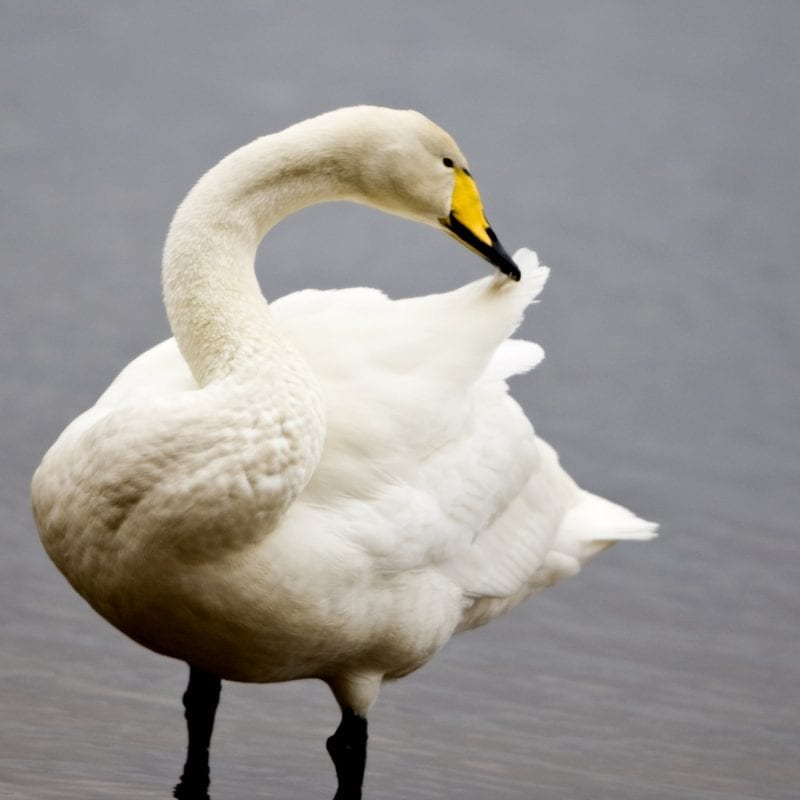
[326,673,381,800]
[173,665,221,800]
[327,707,368,800]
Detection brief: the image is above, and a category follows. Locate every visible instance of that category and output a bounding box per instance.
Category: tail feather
[556,489,658,563]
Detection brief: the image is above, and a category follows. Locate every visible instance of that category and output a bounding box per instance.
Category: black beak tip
[486,228,521,281]
[497,258,521,282]
[442,215,522,281]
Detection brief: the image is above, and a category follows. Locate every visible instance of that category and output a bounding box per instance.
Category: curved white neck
[162,119,352,385]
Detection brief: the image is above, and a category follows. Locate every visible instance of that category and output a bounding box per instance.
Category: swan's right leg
[173,665,221,800]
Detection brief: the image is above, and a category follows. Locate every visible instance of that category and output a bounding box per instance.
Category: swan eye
[442,157,454,168]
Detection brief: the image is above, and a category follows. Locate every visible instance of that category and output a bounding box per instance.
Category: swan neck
[162,125,350,385]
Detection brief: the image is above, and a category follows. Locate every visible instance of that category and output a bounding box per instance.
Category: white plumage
[31,106,655,798]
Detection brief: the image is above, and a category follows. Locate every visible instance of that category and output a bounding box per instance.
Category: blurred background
[1,2,797,798]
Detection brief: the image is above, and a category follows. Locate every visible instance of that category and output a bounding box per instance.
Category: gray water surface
[2,2,798,799]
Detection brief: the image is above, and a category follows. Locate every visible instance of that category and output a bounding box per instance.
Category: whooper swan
[32,106,656,800]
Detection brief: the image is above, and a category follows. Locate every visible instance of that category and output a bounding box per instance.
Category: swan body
[32,106,656,798]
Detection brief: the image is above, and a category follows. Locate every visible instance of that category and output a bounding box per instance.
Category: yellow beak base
[440,168,521,281]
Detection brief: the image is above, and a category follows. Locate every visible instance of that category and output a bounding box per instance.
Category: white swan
[32,106,656,800]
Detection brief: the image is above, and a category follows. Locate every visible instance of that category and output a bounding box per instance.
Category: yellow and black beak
[439,168,521,281]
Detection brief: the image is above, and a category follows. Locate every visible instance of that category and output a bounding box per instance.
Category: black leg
[326,707,368,800]
[173,665,222,800]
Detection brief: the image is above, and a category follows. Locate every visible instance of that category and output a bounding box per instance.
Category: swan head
[325,106,521,281]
